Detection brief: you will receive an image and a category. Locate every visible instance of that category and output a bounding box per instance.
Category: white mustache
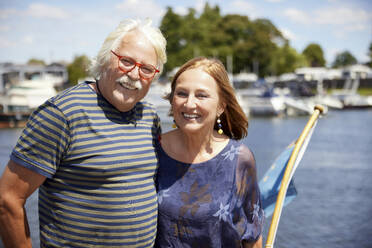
[116,75,142,90]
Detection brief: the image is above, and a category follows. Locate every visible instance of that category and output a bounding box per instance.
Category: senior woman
[155,57,264,248]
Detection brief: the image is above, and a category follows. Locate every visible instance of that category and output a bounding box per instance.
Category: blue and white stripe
[11,82,160,247]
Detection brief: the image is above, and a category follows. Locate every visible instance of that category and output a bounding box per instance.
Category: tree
[160,3,303,77]
[246,18,284,76]
[27,58,45,66]
[271,43,308,75]
[67,55,90,85]
[160,7,189,73]
[332,51,357,68]
[302,43,326,67]
[219,14,254,73]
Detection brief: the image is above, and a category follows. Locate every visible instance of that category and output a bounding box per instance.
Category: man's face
[99,30,158,112]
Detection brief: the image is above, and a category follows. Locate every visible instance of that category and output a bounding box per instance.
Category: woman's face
[172,68,224,134]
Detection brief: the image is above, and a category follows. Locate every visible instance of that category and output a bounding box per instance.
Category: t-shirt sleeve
[10,100,70,178]
[234,144,264,242]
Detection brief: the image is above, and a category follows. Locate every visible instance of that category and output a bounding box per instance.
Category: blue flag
[262,110,320,248]
[259,144,297,217]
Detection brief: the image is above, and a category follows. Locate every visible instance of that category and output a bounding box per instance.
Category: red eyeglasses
[111,50,159,79]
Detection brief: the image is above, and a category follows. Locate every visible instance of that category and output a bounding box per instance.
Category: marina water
[0,109,371,248]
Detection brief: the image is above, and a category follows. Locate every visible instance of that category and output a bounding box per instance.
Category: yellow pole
[265,105,324,248]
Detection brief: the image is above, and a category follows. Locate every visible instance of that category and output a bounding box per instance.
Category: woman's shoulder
[228,139,254,157]
[157,130,181,161]
[159,130,177,149]
[233,141,258,197]
[231,140,256,169]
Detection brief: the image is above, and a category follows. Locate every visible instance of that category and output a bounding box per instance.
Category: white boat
[330,73,372,109]
[334,92,372,109]
[283,97,329,116]
[236,86,321,117]
[0,64,67,128]
[312,95,344,109]
[0,77,59,128]
[6,75,58,109]
[236,87,285,117]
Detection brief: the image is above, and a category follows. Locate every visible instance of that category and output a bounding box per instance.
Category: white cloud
[0,35,33,49]
[174,6,188,16]
[0,25,10,32]
[283,8,310,24]
[280,27,297,41]
[284,6,372,29]
[225,0,258,18]
[343,23,368,32]
[116,0,165,21]
[171,0,206,15]
[0,8,17,19]
[22,35,34,44]
[0,37,14,48]
[332,23,369,40]
[315,7,371,27]
[27,3,69,19]
[318,6,370,38]
[265,0,283,2]
[195,0,207,13]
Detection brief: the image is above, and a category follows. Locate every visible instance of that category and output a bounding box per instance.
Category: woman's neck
[163,128,228,163]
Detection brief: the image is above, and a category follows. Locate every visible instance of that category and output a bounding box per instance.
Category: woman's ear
[217,102,226,117]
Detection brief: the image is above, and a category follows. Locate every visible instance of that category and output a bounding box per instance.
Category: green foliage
[302,43,326,67]
[67,55,90,86]
[27,58,46,66]
[271,43,308,75]
[160,3,305,77]
[332,50,357,68]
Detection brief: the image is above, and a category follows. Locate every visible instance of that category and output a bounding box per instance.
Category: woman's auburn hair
[165,57,248,140]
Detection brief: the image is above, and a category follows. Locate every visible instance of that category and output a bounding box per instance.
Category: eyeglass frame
[111,50,159,80]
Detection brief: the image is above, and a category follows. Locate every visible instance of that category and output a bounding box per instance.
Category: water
[245,110,372,248]
[1,109,371,248]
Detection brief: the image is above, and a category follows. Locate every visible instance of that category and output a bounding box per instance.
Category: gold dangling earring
[172,119,177,128]
[217,117,223,134]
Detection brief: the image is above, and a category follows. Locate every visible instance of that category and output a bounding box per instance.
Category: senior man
[0,18,166,247]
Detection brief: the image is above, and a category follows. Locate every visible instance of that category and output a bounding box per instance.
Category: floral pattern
[155,139,263,248]
[222,144,242,161]
[179,180,212,217]
[158,188,170,205]
[213,202,231,222]
[252,201,262,223]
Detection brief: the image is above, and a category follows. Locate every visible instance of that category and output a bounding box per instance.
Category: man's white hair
[89,18,167,80]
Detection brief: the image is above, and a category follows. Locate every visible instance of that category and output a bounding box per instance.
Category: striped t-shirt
[11,81,161,247]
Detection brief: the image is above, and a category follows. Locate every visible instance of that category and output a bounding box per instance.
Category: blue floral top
[155,139,264,248]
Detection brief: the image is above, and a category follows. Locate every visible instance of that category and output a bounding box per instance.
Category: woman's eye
[197,94,208,98]
[176,91,188,97]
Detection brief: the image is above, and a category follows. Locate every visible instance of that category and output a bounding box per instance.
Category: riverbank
[1,109,372,248]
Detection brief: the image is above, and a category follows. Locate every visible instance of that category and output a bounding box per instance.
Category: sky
[0,0,371,67]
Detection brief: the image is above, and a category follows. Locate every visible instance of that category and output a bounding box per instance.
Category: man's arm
[0,160,46,248]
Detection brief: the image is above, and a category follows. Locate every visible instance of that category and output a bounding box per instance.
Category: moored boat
[0,63,67,128]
